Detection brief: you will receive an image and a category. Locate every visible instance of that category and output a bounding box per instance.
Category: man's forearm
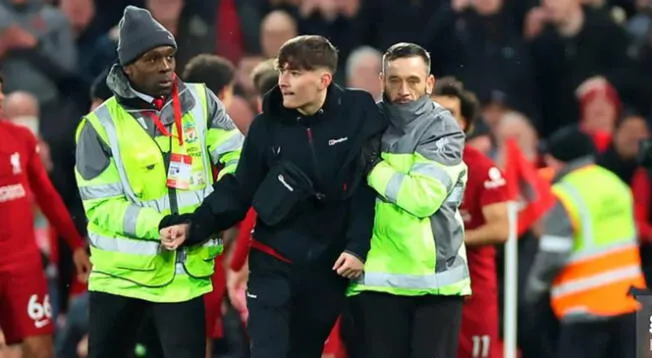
[464,222,508,246]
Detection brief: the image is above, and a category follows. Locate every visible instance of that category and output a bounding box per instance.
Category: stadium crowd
[1,0,651,357]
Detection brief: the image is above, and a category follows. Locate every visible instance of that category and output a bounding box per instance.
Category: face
[482,102,505,129]
[59,0,94,34]
[638,0,652,10]
[581,96,617,134]
[261,15,297,58]
[219,83,235,109]
[124,46,176,97]
[146,0,183,23]
[495,115,538,162]
[278,64,330,111]
[614,116,650,159]
[472,0,503,15]
[543,0,576,23]
[382,56,434,104]
[348,56,382,100]
[432,95,463,129]
[237,56,264,95]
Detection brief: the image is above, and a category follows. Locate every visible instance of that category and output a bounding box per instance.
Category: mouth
[281,91,295,97]
[158,78,173,87]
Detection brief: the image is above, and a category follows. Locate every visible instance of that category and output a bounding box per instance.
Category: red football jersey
[461,146,508,294]
[0,121,83,270]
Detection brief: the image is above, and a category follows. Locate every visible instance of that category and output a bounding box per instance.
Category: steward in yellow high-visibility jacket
[526,126,645,358]
[73,6,243,357]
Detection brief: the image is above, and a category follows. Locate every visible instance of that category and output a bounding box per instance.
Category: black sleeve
[344,182,376,261]
[344,96,386,261]
[187,115,268,243]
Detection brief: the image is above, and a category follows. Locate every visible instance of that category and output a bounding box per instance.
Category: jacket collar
[379,94,433,128]
[106,64,196,124]
[262,84,344,124]
[553,155,595,183]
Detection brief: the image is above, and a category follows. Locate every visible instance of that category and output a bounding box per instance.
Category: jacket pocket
[253,160,315,226]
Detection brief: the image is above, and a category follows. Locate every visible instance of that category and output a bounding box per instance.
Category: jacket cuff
[158,213,193,231]
[185,205,217,246]
[344,244,368,263]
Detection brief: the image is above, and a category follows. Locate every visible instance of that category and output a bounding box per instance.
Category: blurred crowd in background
[1,0,651,357]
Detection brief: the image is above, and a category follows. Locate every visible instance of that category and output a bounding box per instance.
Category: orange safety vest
[550,165,645,320]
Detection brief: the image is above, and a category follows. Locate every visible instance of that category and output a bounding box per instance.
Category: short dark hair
[252,59,279,96]
[382,42,431,72]
[276,35,338,73]
[183,54,236,95]
[433,76,480,134]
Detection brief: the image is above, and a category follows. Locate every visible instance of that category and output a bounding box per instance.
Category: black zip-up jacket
[188,84,387,264]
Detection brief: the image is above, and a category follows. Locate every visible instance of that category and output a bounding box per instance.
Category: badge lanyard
[149,83,184,147]
[148,82,192,191]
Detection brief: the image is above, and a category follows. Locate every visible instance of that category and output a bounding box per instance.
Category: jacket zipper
[129,104,184,262]
[305,127,324,199]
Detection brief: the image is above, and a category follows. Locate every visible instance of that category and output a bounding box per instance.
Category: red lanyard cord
[147,83,184,146]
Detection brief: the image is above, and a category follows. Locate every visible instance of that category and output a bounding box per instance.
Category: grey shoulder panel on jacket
[205,86,237,131]
[416,105,465,166]
[75,120,111,181]
[542,199,574,238]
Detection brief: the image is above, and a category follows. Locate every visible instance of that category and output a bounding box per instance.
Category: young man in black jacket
[160,35,386,358]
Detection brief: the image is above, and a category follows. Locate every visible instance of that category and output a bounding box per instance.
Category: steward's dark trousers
[87,291,206,358]
[351,292,464,358]
[246,249,349,358]
[557,313,635,358]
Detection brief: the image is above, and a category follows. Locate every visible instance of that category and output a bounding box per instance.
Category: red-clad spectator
[433,78,510,358]
[576,76,623,152]
[0,75,90,357]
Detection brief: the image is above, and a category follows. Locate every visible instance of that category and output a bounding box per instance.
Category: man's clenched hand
[160,224,189,250]
[333,252,364,279]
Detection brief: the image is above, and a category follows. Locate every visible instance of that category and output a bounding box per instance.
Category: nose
[278,72,289,88]
[160,58,172,72]
[399,81,410,96]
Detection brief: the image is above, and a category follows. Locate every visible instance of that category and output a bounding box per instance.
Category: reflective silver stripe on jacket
[92,85,212,211]
[383,163,452,203]
[89,231,222,256]
[356,258,468,290]
[88,85,219,275]
[209,132,244,166]
[550,181,641,298]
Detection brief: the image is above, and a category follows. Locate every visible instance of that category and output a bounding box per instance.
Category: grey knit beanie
[117,6,177,66]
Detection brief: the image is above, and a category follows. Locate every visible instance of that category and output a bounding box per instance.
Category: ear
[379,72,385,92]
[426,74,435,96]
[319,72,333,90]
[123,64,133,78]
